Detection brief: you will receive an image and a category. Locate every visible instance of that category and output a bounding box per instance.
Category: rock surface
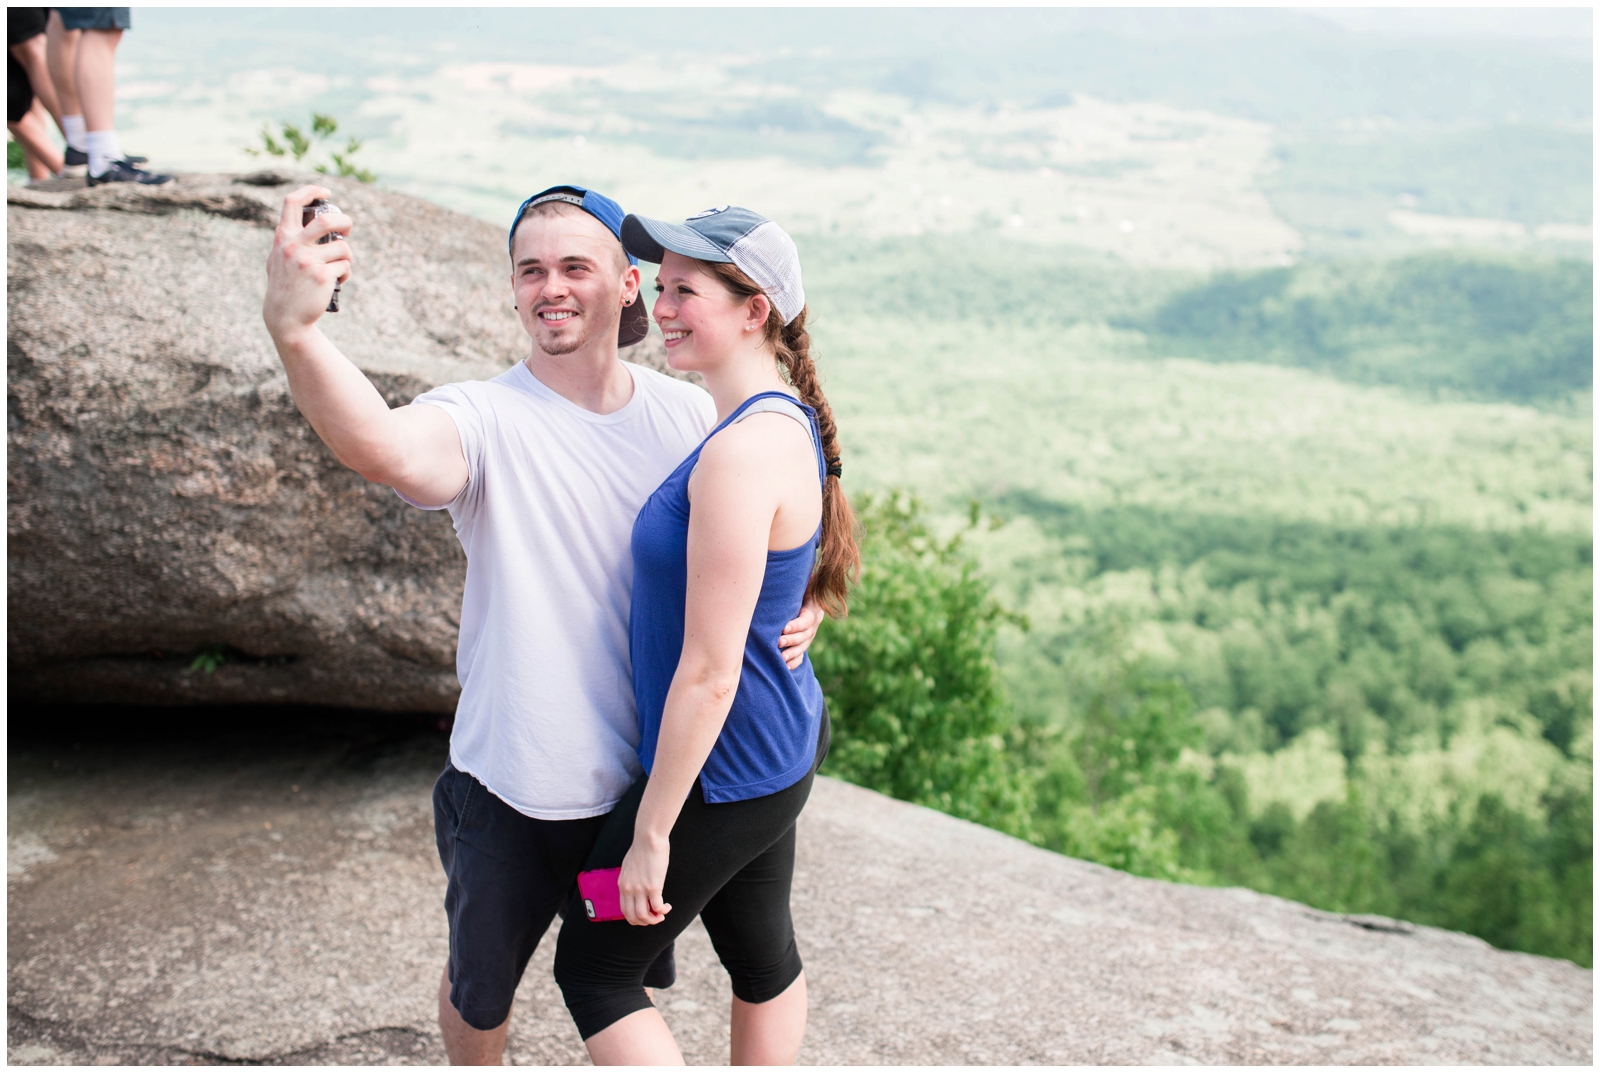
[6,719,1591,1065]
[7,173,678,711]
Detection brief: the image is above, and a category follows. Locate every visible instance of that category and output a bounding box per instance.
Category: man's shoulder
[625,362,714,416]
[413,366,524,408]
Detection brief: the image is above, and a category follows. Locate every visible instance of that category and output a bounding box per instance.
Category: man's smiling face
[509,208,638,357]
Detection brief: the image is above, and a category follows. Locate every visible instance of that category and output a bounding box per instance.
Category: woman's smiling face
[651,251,758,373]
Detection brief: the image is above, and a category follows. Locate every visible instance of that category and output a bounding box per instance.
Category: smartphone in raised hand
[302,197,343,313]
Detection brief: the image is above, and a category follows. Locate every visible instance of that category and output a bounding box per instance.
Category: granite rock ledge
[7,173,680,711]
[4,755,1592,1065]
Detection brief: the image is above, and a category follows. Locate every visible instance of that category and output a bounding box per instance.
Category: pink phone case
[578,867,625,922]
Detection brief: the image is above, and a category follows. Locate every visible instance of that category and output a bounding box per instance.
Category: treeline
[798,232,1166,331]
[813,493,1593,968]
[802,237,1592,405]
[1265,123,1593,232]
[1127,253,1593,401]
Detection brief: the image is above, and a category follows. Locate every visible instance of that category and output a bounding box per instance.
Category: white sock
[87,130,123,177]
[62,114,87,152]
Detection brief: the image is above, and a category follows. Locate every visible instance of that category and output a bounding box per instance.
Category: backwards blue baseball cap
[509,184,648,347]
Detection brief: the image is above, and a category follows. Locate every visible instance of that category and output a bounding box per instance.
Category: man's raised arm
[262,185,469,507]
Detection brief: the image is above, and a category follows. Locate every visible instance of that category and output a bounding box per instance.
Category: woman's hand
[618,832,672,926]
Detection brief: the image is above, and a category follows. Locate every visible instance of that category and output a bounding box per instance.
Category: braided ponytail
[707,262,861,617]
[772,306,860,617]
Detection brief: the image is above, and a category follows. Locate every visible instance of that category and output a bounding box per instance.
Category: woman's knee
[725,935,804,1005]
[552,922,599,997]
[553,923,660,1040]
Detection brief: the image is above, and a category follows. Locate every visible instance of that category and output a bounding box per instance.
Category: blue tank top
[630,390,827,803]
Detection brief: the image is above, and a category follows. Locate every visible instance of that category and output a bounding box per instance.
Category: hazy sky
[76,5,1592,264]
[1307,7,1591,55]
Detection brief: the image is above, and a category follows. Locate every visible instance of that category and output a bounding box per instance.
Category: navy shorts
[9,8,48,46]
[54,8,131,31]
[433,762,675,1032]
[8,8,46,124]
[8,51,33,124]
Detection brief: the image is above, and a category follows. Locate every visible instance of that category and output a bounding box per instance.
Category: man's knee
[445,983,514,1032]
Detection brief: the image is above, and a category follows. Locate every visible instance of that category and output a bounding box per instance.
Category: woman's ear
[747,293,772,332]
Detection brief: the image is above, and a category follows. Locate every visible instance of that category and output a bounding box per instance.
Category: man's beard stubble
[538,330,586,357]
[533,304,617,358]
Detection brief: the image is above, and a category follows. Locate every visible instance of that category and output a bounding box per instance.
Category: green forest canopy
[816,494,1592,968]
[1264,123,1593,245]
[1128,254,1593,400]
[802,227,1591,969]
[801,236,1593,403]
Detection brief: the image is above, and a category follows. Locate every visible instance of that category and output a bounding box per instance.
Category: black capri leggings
[554,716,828,1041]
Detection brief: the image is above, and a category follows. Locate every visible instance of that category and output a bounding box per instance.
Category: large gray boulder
[7,172,678,712]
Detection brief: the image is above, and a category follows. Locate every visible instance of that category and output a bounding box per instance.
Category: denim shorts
[55,8,131,32]
[433,762,674,1031]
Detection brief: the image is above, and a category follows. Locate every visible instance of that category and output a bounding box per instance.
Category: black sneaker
[63,147,148,178]
[65,147,145,165]
[86,159,173,186]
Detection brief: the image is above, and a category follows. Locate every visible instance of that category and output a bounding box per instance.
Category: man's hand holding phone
[778,599,824,670]
[263,185,353,345]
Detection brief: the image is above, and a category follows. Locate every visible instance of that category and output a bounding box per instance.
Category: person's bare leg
[18,142,51,180]
[438,966,510,1065]
[9,105,63,175]
[583,1007,685,1066]
[44,13,80,118]
[728,971,807,1065]
[11,36,61,133]
[74,28,122,133]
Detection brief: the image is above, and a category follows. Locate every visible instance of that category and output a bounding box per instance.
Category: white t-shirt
[402,360,716,819]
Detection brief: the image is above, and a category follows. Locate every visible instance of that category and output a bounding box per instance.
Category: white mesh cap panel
[726,220,806,324]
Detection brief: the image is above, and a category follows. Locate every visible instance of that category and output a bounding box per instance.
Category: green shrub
[811,492,1034,836]
[245,112,375,183]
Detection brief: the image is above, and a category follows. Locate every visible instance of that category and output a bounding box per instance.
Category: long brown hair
[706,260,860,618]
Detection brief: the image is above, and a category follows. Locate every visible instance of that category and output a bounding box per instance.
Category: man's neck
[523,345,635,415]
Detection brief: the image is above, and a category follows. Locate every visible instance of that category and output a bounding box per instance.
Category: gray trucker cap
[621,206,806,325]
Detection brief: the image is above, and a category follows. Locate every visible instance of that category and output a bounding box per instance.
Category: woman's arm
[616,418,804,926]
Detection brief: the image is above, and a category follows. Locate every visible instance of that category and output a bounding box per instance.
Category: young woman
[552,206,858,1065]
